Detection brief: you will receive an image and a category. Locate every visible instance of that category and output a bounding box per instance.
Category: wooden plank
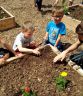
[0,54,25,67]
[62,15,81,32]
[0,6,16,31]
[48,44,60,54]
[68,60,83,76]
[0,6,14,17]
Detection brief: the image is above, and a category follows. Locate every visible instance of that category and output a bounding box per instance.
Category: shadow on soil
[41,4,53,15]
[0,23,20,32]
[42,4,52,8]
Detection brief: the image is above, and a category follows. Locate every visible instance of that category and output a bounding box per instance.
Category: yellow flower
[60,71,68,77]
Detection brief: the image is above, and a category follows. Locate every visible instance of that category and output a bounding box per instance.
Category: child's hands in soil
[33,49,40,56]
[53,51,67,63]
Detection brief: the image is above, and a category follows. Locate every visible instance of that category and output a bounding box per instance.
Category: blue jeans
[70,51,83,65]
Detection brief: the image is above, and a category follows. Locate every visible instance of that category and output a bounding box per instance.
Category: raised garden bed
[0,6,16,31]
[62,4,83,32]
[68,4,83,21]
[0,45,83,96]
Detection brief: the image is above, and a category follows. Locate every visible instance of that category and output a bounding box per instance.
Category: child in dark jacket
[34,0,42,11]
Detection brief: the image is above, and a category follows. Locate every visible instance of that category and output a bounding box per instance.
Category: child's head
[76,22,83,42]
[52,8,64,24]
[22,21,35,38]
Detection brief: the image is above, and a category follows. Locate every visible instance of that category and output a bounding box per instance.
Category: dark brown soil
[0,7,10,19]
[0,0,83,96]
[0,46,83,96]
[68,6,83,21]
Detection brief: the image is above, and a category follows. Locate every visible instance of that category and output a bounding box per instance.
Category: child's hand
[29,41,36,47]
[15,52,25,57]
[33,49,40,56]
[53,51,67,63]
[0,58,5,64]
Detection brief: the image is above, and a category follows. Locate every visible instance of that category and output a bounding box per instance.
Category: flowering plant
[55,72,69,91]
[15,82,37,96]
[19,86,37,96]
[60,71,68,77]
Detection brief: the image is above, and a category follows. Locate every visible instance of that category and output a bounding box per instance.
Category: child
[0,37,16,64]
[34,0,42,11]
[13,21,40,55]
[42,8,66,51]
[53,21,83,64]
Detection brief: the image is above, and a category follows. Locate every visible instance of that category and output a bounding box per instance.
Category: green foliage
[55,76,69,91]
[61,0,69,15]
[63,6,69,15]
[21,90,37,96]
[20,86,37,96]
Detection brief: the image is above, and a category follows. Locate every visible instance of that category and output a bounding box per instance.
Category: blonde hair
[22,21,35,32]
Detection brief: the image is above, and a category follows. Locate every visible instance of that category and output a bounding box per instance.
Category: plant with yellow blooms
[55,71,69,91]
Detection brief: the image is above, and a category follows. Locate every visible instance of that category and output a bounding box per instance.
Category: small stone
[67,87,70,92]
[38,78,42,82]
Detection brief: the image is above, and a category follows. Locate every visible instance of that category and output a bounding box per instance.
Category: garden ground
[0,0,83,96]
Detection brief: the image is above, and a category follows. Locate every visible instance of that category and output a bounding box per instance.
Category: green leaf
[55,76,69,91]
[22,92,30,96]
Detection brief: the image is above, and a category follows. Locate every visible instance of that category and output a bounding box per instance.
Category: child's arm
[54,34,62,47]
[55,24,66,47]
[53,39,81,63]
[44,32,48,40]
[42,32,48,44]
[17,45,40,55]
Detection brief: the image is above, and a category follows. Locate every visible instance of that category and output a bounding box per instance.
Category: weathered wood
[62,15,81,32]
[6,54,25,63]
[0,6,16,31]
[68,60,83,76]
[48,44,60,54]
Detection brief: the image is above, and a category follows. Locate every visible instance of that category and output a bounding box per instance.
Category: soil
[0,7,10,19]
[0,0,83,96]
[0,46,83,96]
[68,5,83,21]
